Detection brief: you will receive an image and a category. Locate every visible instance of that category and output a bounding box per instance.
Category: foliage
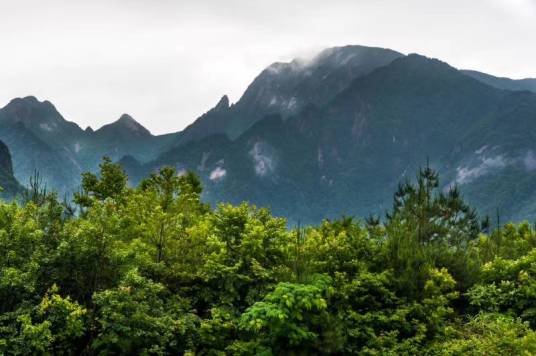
[1,160,536,354]
[429,313,536,355]
[239,275,333,354]
[92,269,198,355]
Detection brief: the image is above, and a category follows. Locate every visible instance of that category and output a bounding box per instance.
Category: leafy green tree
[130,167,208,267]
[301,218,376,279]
[0,285,86,355]
[51,200,127,304]
[74,156,129,208]
[239,275,335,354]
[475,222,536,262]
[327,267,458,354]
[92,269,198,354]
[468,248,536,327]
[34,285,87,354]
[197,203,291,310]
[429,313,536,355]
[0,202,43,312]
[1,312,53,355]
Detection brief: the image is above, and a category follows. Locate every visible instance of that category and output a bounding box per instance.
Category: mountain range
[0,97,179,196]
[2,45,536,223]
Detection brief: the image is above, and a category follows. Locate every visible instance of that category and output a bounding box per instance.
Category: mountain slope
[0,97,179,194]
[462,70,536,93]
[136,54,536,224]
[0,123,83,195]
[0,140,23,198]
[176,45,404,144]
[91,114,168,164]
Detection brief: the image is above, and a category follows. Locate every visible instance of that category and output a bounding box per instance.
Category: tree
[74,157,128,208]
[51,200,126,304]
[239,275,335,354]
[92,269,197,354]
[0,202,43,313]
[384,165,480,296]
[430,313,536,355]
[22,170,48,207]
[124,167,208,270]
[387,165,479,244]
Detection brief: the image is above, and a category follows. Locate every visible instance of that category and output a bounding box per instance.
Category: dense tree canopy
[1,160,536,354]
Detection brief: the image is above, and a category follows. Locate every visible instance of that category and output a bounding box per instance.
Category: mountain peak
[5,96,57,112]
[21,95,39,103]
[314,45,404,67]
[115,114,150,133]
[263,45,404,76]
[214,95,230,111]
[1,96,71,132]
[96,114,152,136]
[118,113,136,123]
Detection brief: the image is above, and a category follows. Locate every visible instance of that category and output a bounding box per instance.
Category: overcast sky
[0,0,535,134]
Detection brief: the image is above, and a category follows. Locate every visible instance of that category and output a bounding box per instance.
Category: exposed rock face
[0,140,23,198]
[0,141,14,177]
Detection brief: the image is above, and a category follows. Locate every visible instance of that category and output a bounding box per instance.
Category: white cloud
[455,155,509,185]
[523,150,536,170]
[39,123,54,132]
[249,142,274,177]
[209,166,226,181]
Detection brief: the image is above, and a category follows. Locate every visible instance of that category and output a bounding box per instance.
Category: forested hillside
[2,159,536,354]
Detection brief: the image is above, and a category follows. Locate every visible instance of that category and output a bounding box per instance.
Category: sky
[0,0,535,135]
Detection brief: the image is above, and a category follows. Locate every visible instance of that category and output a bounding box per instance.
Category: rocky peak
[96,114,152,137]
[2,96,60,122]
[214,95,230,111]
[117,113,137,125]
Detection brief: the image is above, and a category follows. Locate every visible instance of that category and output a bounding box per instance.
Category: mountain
[0,97,84,194]
[127,53,536,224]
[3,45,536,224]
[0,97,178,195]
[176,45,404,144]
[0,140,23,198]
[462,70,536,93]
[91,114,176,164]
[174,96,232,146]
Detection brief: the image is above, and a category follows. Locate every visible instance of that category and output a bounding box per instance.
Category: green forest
[2,158,536,355]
